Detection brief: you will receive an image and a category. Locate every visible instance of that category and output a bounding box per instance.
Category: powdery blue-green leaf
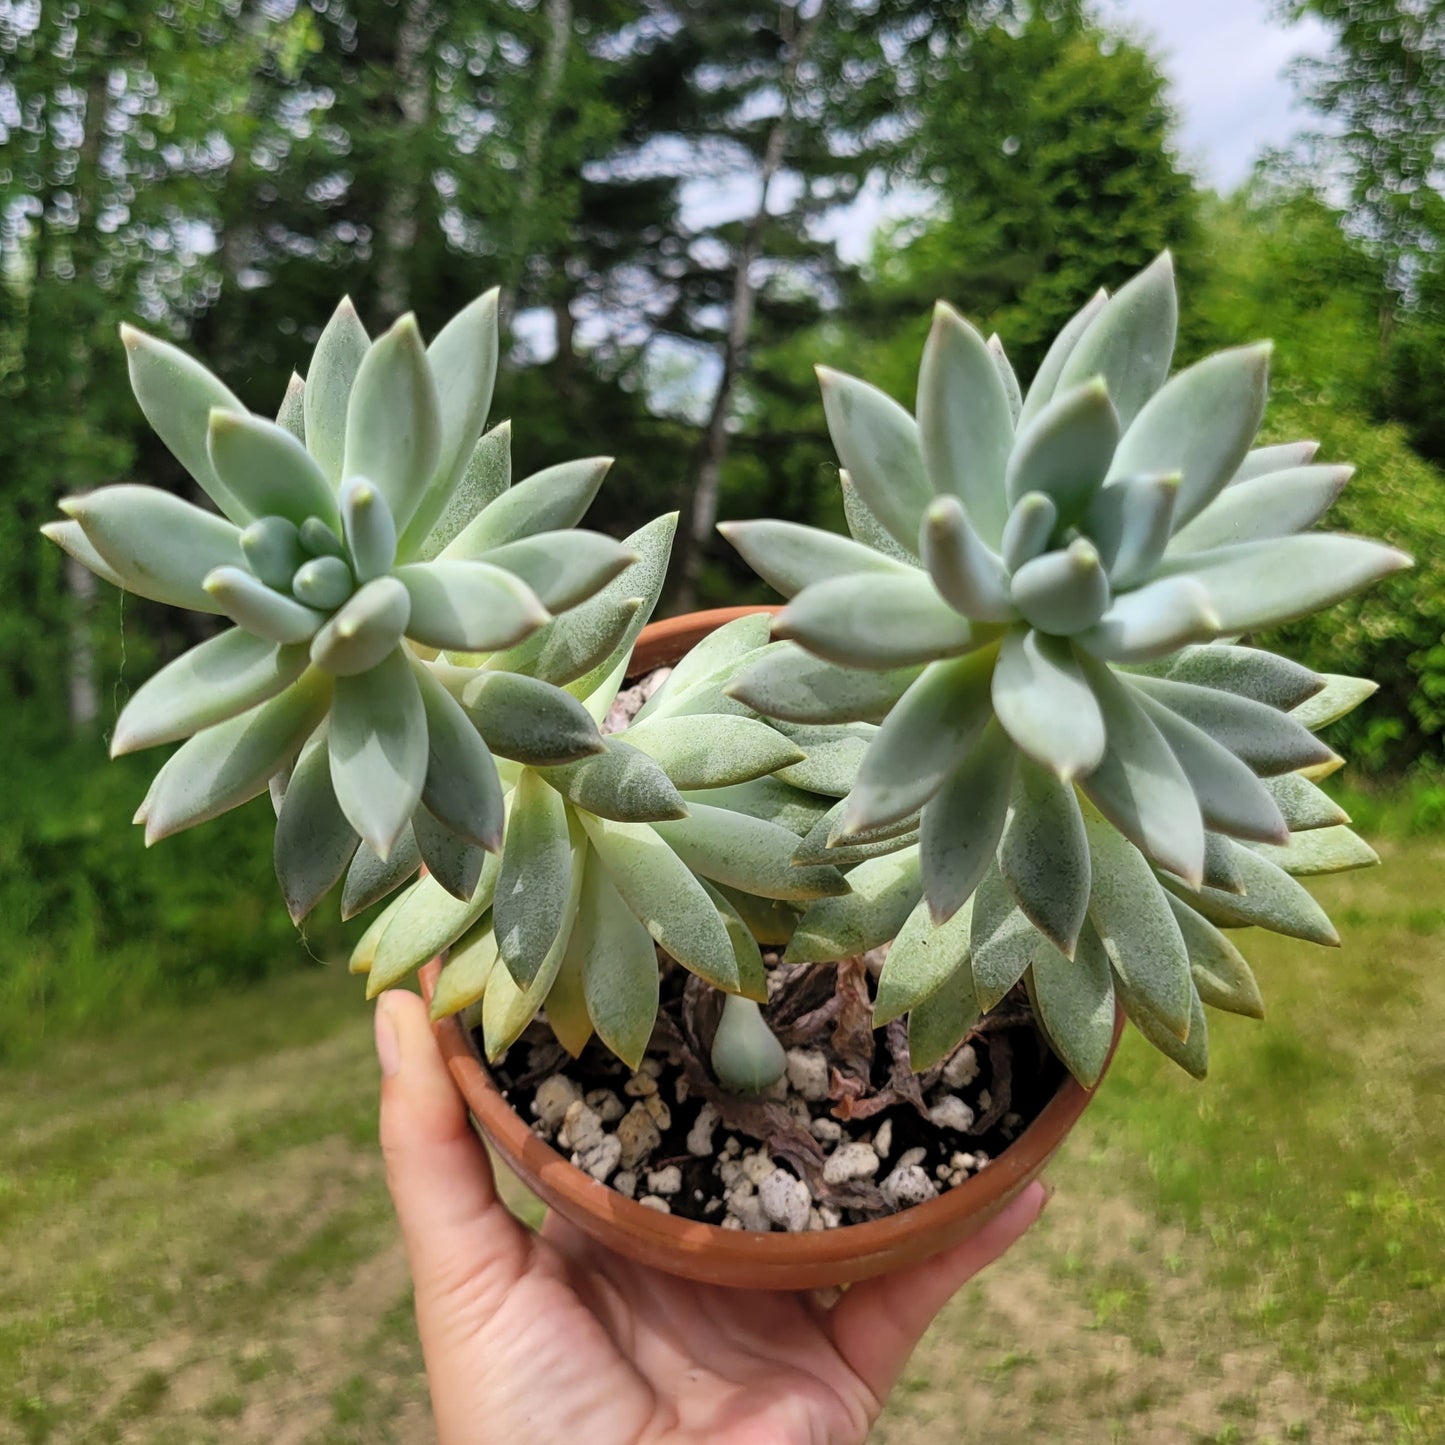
[1009,540,1111,637]
[349,891,404,975]
[1116,972,1207,1080]
[395,560,549,653]
[304,297,370,486]
[329,648,427,858]
[61,486,242,614]
[478,530,635,613]
[1263,773,1349,832]
[544,905,594,1057]
[1161,644,1322,712]
[919,496,1016,623]
[413,662,504,850]
[121,323,250,523]
[651,804,848,901]
[907,961,983,1072]
[719,519,912,598]
[1244,825,1378,877]
[1030,926,1116,1087]
[840,471,917,562]
[206,566,327,646]
[622,713,803,790]
[917,301,1015,546]
[308,576,411,675]
[817,366,933,552]
[699,881,768,1002]
[1076,655,1205,886]
[412,804,488,903]
[1085,473,1180,585]
[724,645,919,725]
[988,333,1023,425]
[39,520,128,591]
[783,846,921,963]
[1292,673,1379,731]
[920,718,1015,924]
[493,769,574,988]
[694,777,831,838]
[429,921,499,1022]
[992,629,1104,779]
[1018,287,1108,431]
[277,740,364,913]
[1082,810,1191,1037]
[1166,895,1265,1019]
[1231,439,1320,484]
[969,863,1042,1011]
[1163,840,1339,946]
[794,819,917,869]
[1201,831,1246,895]
[299,518,344,558]
[1000,492,1058,573]
[875,894,974,1027]
[278,371,305,442]
[1169,465,1351,554]
[1058,252,1177,430]
[639,613,774,721]
[440,457,612,559]
[456,669,603,765]
[577,812,739,991]
[207,410,338,531]
[339,476,398,581]
[541,739,687,822]
[143,672,331,844]
[842,650,995,835]
[1075,578,1220,664]
[401,289,500,555]
[341,827,421,921]
[773,721,875,797]
[343,315,441,536]
[998,760,1090,957]
[415,421,511,562]
[1004,379,1118,521]
[112,630,309,756]
[292,555,353,610]
[711,995,787,1092]
[775,573,974,671]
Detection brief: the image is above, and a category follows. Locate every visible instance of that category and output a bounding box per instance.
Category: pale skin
[375,988,1048,1445]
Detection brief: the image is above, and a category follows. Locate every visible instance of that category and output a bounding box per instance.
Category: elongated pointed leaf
[719,518,911,598]
[349,891,404,974]
[274,735,359,922]
[305,297,369,486]
[1263,772,1349,832]
[413,662,504,849]
[1018,287,1108,431]
[783,846,921,963]
[412,804,488,902]
[1075,577,1220,663]
[207,410,339,530]
[1201,831,1246,894]
[969,864,1041,1011]
[308,576,411,675]
[40,520,128,590]
[1292,673,1378,731]
[907,961,983,1072]
[998,760,1090,957]
[577,812,739,990]
[416,421,512,562]
[693,777,831,837]
[652,804,848,901]
[639,613,774,721]
[917,301,1014,546]
[62,486,242,614]
[339,475,398,581]
[441,457,611,558]
[494,769,574,988]
[243,513,307,591]
[1118,970,1208,1079]
[143,673,331,844]
[544,907,594,1056]
[112,630,309,755]
[1086,472,1179,585]
[1166,895,1265,1019]
[341,827,421,920]
[795,824,917,870]
[205,566,326,645]
[429,921,500,1021]
[843,650,994,834]
[623,713,802,790]
[988,333,1022,423]
[773,721,875,796]
[724,645,919,725]
[457,669,604,765]
[817,366,933,551]
[1164,840,1339,945]
[840,471,917,562]
[395,560,549,652]
[1244,825,1378,877]
[541,739,687,822]
[479,530,634,613]
[1231,440,1320,484]
[698,882,767,1001]
[1005,379,1118,520]
[1031,926,1116,1087]
[329,648,427,857]
[919,496,1016,622]
[1009,540,1111,637]
[1170,465,1351,554]
[875,894,974,1027]
[277,370,305,441]
[1000,492,1058,573]
[992,629,1104,779]
[292,555,353,610]
[1161,644,1322,711]
[365,855,501,996]
[121,324,250,522]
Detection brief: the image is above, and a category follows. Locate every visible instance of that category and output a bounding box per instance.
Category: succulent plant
[43,293,637,922]
[724,253,1409,1085]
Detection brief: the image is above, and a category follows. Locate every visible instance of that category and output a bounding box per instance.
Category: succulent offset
[725,254,1409,1085]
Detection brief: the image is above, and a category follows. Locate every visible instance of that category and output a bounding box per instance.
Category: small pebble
[732,1194,771,1232]
[624,1072,658,1098]
[978,1089,992,1113]
[613,1169,637,1200]
[719,1158,745,1189]
[617,1103,662,1170]
[557,1100,603,1153]
[573,1134,621,1182]
[686,1103,719,1157]
[810,1117,843,1143]
[819,1204,842,1230]
[758,1169,811,1233]
[785,1048,830,1102]
[874,1119,893,1158]
[640,1057,663,1078]
[642,1093,671,1130]
[532,1076,582,1130]
[742,1151,776,1186]
[637,1194,671,1214]
[585,1089,625,1124]
[722,1136,742,1157]
[722,1215,743,1231]
[762,1074,790,1102]
[675,1076,691,1105]
[822,1142,879,1185]
[807,1209,825,1232]
[942,1044,980,1090]
[929,1096,976,1132]
[897,1146,927,1170]
[646,1165,683,1197]
[880,1163,938,1209]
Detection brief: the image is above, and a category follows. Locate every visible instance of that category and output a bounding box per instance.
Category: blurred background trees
[3,0,1444,1044]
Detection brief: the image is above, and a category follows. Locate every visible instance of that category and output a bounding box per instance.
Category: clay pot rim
[428,603,1119,1271]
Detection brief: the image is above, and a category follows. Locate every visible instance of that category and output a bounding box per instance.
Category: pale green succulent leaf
[416,421,511,562]
[699,881,768,1002]
[429,922,499,1021]
[478,531,635,613]
[907,961,983,1072]
[40,520,128,591]
[1030,926,1116,1087]
[724,645,919,725]
[1230,439,1319,484]
[341,827,421,921]
[365,855,500,996]
[1005,378,1119,521]
[999,491,1058,573]
[919,495,1016,622]
[1262,772,1349,832]
[207,410,339,531]
[1169,465,1351,554]
[1243,825,1378,877]
[541,738,687,822]
[1292,673,1379,731]
[987,333,1023,425]
[494,769,574,988]
[413,661,505,850]
[773,721,875,796]
[992,630,1104,779]
[690,777,831,838]
[1157,644,1322,712]
[1201,831,1247,894]
[795,824,917,869]
[309,576,411,675]
[395,560,549,653]
[205,565,327,645]
[1166,895,1265,1019]
[622,713,803,791]
[304,297,370,486]
[349,890,404,975]
[277,371,305,441]
[998,759,1091,957]
[339,476,398,581]
[840,471,917,562]
[711,995,787,1092]
[1018,286,1108,431]
[638,613,774,722]
[1074,577,1219,664]
[544,904,594,1057]
[440,456,611,559]
[1117,970,1208,1080]
[1009,540,1111,638]
[456,669,604,766]
[783,846,921,963]
[719,519,912,598]
[875,893,974,1028]
[969,864,1042,1011]
[652,804,848,901]
[412,804,488,902]
[1086,472,1180,585]
[292,555,353,610]
[1163,840,1339,946]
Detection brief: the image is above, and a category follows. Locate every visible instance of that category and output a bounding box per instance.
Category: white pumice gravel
[897,1146,927,1170]
[646,1165,683,1197]
[873,1119,893,1158]
[585,1088,625,1124]
[613,1170,637,1199]
[742,1151,776,1186]
[637,1195,671,1213]
[822,1141,879,1184]
[574,1133,622,1182]
[758,1169,812,1232]
[928,1096,976,1132]
[642,1093,671,1130]
[810,1116,843,1142]
[624,1072,658,1097]
[943,1044,980,1090]
[616,1103,662,1170]
[880,1163,938,1209]
[686,1102,719,1157]
[785,1048,831,1102]
[533,1076,582,1130]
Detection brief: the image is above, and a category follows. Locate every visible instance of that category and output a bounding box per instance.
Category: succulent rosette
[43,293,637,922]
[724,254,1410,1084]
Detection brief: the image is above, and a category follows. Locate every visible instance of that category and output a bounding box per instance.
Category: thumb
[375,990,531,1313]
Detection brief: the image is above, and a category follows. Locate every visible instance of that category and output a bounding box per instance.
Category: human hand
[374,988,1048,1445]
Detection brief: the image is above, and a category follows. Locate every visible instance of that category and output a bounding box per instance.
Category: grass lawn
[1,841,1440,1443]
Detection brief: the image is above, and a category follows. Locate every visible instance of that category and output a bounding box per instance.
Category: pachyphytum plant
[725,253,1409,1085]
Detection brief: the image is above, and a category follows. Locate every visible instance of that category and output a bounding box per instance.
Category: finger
[375,990,531,1304]
[828,1180,1048,1408]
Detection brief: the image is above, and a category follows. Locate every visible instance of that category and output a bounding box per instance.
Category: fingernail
[374,997,401,1077]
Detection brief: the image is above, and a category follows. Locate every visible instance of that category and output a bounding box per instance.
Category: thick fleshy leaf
[479,530,635,613]
[1082,811,1191,1037]
[1169,465,1351,554]
[783,846,921,963]
[342,315,442,535]
[40,520,128,591]
[277,371,305,441]
[414,662,504,850]
[143,673,330,844]
[304,297,370,486]
[429,922,500,1021]
[1160,644,1322,712]
[1058,252,1177,430]
[207,410,339,531]
[1153,534,1411,633]
[364,856,500,996]
[1004,379,1118,520]
[987,333,1023,424]
[291,555,352,610]
[998,760,1090,957]
[713,883,802,951]
[61,486,242,614]
[308,576,411,675]
[395,560,549,652]
[1166,895,1265,1019]
[299,518,344,558]
[1030,926,1115,1087]
[1164,840,1339,946]
[842,650,995,834]
[719,519,911,599]
[969,864,1041,1011]
[206,566,326,645]
[1244,825,1378,877]
[724,646,919,725]
[874,894,974,1027]
[1075,578,1220,664]
[840,471,917,562]
[1075,655,1205,885]
[907,961,983,1072]
[698,882,768,1001]
[416,421,511,562]
[1134,691,1289,843]
[1129,675,1333,776]
[1263,772,1349,832]
[693,777,831,837]
[1000,492,1058,573]
[544,908,594,1056]
[623,714,803,790]
[992,629,1104,779]
[773,721,875,796]
[494,769,574,988]
[577,813,739,991]
[711,995,787,1092]
[919,496,1015,622]
[243,515,306,589]
[817,367,933,551]
[341,827,421,920]
[1018,286,1108,431]
[541,739,687,822]
[652,805,848,901]
[457,669,604,765]
[121,324,250,523]
[400,289,500,555]
[920,719,1015,924]
[1009,540,1111,636]
[639,613,774,721]
[1292,673,1379,731]
[775,573,974,670]
[1230,440,1319,484]
[917,302,1015,546]
[328,648,427,857]
[440,457,612,559]
[794,819,917,869]
[274,734,359,922]
[1116,972,1208,1080]
[339,475,398,581]
[112,630,309,755]
[1085,473,1179,585]
[349,891,403,975]
[413,805,488,903]
[1201,831,1246,894]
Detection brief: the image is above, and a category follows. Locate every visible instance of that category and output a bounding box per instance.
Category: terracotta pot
[427,604,1122,1291]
